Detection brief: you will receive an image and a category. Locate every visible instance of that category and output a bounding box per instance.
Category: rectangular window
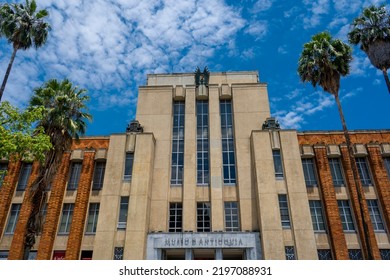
[124,153,134,180]
[348,249,363,260]
[309,200,326,232]
[380,249,390,260]
[0,162,7,188]
[86,203,100,234]
[317,249,332,260]
[38,203,48,235]
[171,101,185,185]
[220,100,236,184]
[302,158,317,186]
[169,202,182,232]
[273,150,284,179]
[197,100,209,185]
[52,250,66,260]
[355,157,372,186]
[5,204,21,234]
[329,158,345,186]
[118,197,129,229]
[92,161,106,190]
[285,246,296,260]
[337,200,355,232]
[0,251,9,260]
[278,194,291,228]
[17,162,32,191]
[114,247,124,260]
[197,202,211,232]
[80,250,93,260]
[58,203,74,234]
[384,157,390,179]
[224,202,240,232]
[367,199,384,231]
[67,162,82,190]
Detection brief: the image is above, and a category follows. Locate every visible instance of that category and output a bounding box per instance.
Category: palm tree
[0,0,50,101]
[298,31,374,260]
[348,5,390,94]
[22,79,91,259]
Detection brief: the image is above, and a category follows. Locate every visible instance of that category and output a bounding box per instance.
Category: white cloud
[277,45,288,55]
[0,0,245,110]
[252,0,274,13]
[244,20,268,40]
[272,91,335,129]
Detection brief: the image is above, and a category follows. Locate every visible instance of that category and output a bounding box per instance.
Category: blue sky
[0,0,389,136]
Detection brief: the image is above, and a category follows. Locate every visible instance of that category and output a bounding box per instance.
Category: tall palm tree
[298,31,374,260]
[0,0,50,101]
[23,79,91,259]
[348,5,390,94]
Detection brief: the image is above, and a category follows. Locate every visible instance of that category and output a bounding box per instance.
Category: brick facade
[299,131,390,260]
[0,160,21,236]
[65,150,95,260]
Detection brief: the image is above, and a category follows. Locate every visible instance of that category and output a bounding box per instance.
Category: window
[86,203,100,234]
[384,157,390,179]
[337,200,355,232]
[367,199,385,231]
[285,246,296,260]
[309,200,326,231]
[118,197,129,229]
[0,251,9,260]
[52,250,66,260]
[17,162,32,191]
[273,150,283,179]
[328,158,345,186]
[0,162,7,188]
[220,100,236,184]
[380,249,390,260]
[348,249,363,260]
[67,162,82,190]
[124,153,134,180]
[114,247,124,260]
[302,158,317,186]
[92,161,106,190]
[197,100,209,185]
[197,202,211,232]
[278,194,291,228]
[80,250,93,260]
[38,203,48,235]
[28,251,37,260]
[317,249,332,260]
[355,157,372,186]
[171,101,185,185]
[5,204,21,234]
[58,204,74,234]
[169,203,182,232]
[224,202,240,232]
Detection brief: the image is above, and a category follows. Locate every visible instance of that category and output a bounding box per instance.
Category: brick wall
[65,150,95,260]
[313,146,349,259]
[299,131,390,260]
[0,160,21,237]
[8,162,40,259]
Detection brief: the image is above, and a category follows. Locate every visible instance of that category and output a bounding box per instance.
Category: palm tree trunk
[0,47,18,102]
[382,68,390,94]
[334,93,374,260]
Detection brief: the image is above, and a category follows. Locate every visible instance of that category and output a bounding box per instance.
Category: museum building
[0,70,390,260]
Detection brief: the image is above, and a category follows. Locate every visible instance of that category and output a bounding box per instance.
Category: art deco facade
[0,71,390,260]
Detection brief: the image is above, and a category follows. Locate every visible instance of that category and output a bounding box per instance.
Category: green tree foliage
[348,5,390,93]
[0,101,52,162]
[0,0,51,101]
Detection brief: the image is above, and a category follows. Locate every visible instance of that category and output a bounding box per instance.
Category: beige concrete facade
[1,71,389,260]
